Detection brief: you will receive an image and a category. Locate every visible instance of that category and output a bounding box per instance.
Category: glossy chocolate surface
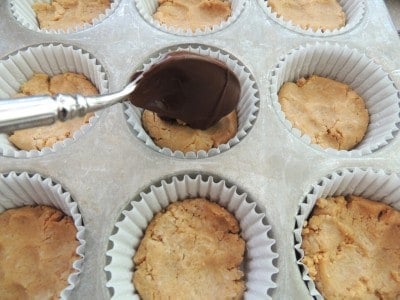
[129,52,241,130]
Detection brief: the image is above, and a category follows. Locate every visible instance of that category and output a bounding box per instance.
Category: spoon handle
[0,80,137,133]
[0,95,59,133]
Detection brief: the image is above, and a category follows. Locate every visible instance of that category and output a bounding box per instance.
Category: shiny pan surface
[0,0,400,299]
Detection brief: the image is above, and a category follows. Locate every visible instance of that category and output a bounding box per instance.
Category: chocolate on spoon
[0,52,241,133]
[129,51,241,130]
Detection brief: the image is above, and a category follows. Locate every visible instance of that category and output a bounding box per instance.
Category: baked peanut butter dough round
[33,0,111,31]
[268,0,346,31]
[133,198,245,300]
[302,195,400,299]
[142,110,238,152]
[0,205,79,299]
[153,0,231,31]
[278,75,369,150]
[9,72,98,151]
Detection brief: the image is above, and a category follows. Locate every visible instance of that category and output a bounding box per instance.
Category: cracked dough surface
[133,198,245,300]
[0,206,79,300]
[9,73,98,151]
[268,0,346,31]
[33,0,110,31]
[268,0,345,31]
[278,75,369,150]
[302,195,400,299]
[142,109,237,152]
[153,0,231,31]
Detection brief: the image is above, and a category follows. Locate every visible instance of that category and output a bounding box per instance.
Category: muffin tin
[0,0,399,299]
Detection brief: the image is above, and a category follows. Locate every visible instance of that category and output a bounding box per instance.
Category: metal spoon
[0,51,241,133]
[0,76,140,133]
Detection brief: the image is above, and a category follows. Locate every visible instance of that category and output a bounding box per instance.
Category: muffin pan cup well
[0,43,109,158]
[270,42,400,157]
[259,0,366,36]
[135,0,247,36]
[10,0,120,34]
[124,43,260,159]
[0,171,85,299]
[294,167,400,299]
[1,0,400,299]
[105,173,278,299]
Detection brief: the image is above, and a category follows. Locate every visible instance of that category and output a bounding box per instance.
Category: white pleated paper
[135,0,246,36]
[260,0,365,36]
[124,44,260,159]
[105,174,278,299]
[294,167,400,299]
[270,42,400,157]
[0,43,109,158]
[10,0,120,34]
[0,171,86,299]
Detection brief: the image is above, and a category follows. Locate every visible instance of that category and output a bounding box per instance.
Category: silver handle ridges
[0,80,137,133]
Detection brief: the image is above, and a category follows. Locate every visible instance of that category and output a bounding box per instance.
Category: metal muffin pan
[0,0,400,299]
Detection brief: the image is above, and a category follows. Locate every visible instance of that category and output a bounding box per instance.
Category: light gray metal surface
[385,0,400,30]
[0,0,399,299]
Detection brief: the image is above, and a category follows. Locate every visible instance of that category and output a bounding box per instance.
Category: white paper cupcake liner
[0,43,109,158]
[270,42,400,157]
[0,171,85,299]
[105,173,278,299]
[259,0,365,36]
[10,0,120,34]
[125,43,260,159]
[135,0,246,36]
[294,167,400,299]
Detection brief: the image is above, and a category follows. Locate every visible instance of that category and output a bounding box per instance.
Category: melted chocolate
[129,52,241,130]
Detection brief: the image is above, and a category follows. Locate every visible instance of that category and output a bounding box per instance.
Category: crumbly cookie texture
[302,195,400,299]
[33,0,110,31]
[133,198,245,300]
[9,73,98,151]
[0,205,79,299]
[268,0,345,32]
[278,75,369,150]
[142,110,237,152]
[153,0,231,31]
